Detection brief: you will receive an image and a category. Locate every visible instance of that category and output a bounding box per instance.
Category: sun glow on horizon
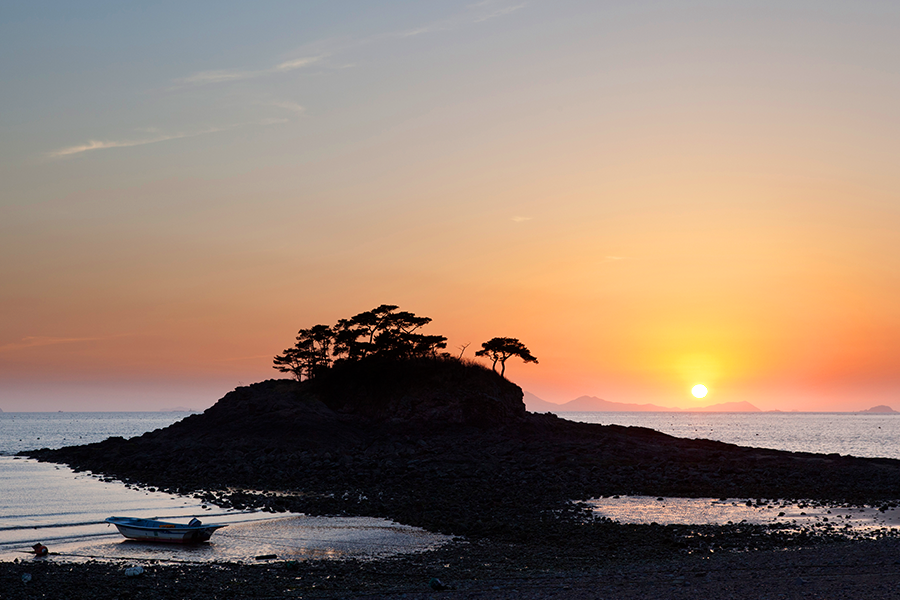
[691,384,708,399]
[2,4,900,412]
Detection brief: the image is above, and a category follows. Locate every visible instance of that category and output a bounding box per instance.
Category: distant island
[861,405,898,413]
[525,392,761,413]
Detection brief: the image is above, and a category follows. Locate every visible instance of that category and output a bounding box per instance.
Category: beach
[5,536,900,599]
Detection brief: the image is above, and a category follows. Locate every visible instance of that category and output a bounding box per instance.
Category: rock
[429,577,450,590]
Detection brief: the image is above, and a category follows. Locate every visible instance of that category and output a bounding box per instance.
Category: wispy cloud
[47,117,291,158]
[173,2,523,91]
[398,26,438,38]
[512,216,533,222]
[176,55,324,87]
[271,100,305,114]
[179,69,254,85]
[470,0,526,22]
[48,126,224,158]
[387,1,525,40]
[47,5,525,160]
[0,336,107,353]
[273,57,320,72]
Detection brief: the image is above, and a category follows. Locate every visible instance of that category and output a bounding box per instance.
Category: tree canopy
[273,305,447,381]
[475,337,538,377]
[333,304,446,361]
[272,324,334,381]
[274,307,537,382]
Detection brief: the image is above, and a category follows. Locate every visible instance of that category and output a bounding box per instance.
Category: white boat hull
[106,517,226,544]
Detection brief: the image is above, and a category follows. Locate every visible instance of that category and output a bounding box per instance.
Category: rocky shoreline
[15,359,900,597]
[6,536,900,599]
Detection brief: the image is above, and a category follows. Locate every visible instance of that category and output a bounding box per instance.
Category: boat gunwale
[105,516,227,532]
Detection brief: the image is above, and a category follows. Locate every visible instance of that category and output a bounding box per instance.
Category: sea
[0,412,447,563]
[559,411,900,459]
[3,410,900,562]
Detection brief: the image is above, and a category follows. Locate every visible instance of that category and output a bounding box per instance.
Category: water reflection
[0,457,448,563]
[62,515,447,564]
[589,496,900,533]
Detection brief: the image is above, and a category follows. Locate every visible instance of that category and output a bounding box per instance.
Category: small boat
[105,516,226,543]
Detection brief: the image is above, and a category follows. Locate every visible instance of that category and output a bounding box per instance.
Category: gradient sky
[2,1,900,411]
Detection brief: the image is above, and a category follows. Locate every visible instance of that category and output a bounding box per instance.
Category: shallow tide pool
[589,496,900,533]
[0,456,449,563]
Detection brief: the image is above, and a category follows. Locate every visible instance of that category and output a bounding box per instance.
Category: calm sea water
[0,412,447,563]
[559,412,900,459]
[0,412,190,456]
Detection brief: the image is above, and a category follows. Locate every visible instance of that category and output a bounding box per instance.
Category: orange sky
[2,2,900,411]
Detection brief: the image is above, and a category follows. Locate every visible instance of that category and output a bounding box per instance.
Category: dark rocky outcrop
[26,358,900,541]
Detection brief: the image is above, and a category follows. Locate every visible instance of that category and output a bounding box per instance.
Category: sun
[691,384,708,399]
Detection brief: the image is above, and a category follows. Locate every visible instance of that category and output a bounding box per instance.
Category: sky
[2,1,900,412]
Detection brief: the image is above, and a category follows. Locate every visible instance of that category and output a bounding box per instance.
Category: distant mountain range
[524,392,761,413]
[860,405,898,413]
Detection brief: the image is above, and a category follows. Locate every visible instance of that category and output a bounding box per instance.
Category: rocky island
[26,359,900,531]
